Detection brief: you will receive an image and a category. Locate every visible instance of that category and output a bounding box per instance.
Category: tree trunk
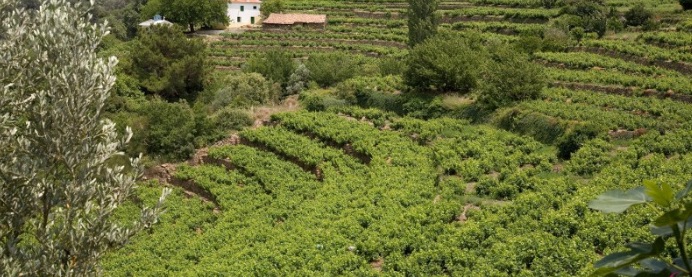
[189,23,195,32]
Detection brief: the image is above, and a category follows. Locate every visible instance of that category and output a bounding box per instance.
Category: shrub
[211,72,279,109]
[305,52,360,87]
[476,46,546,110]
[404,32,486,93]
[556,123,605,160]
[565,139,612,175]
[542,27,570,51]
[243,50,296,89]
[557,0,608,37]
[335,75,403,105]
[134,99,223,161]
[569,26,586,42]
[606,17,625,33]
[212,107,253,130]
[680,19,692,32]
[285,64,311,96]
[514,35,544,54]
[299,90,348,111]
[378,57,406,76]
[625,4,653,27]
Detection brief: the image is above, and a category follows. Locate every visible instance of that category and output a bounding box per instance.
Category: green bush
[211,72,279,109]
[212,107,253,130]
[335,75,403,105]
[514,35,544,54]
[625,4,653,27]
[129,25,207,102]
[680,19,692,32]
[569,27,586,41]
[556,0,608,37]
[556,123,605,160]
[130,99,223,161]
[243,50,296,89]
[606,17,625,33]
[285,64,311,96]
[299,90,348,111]
[542,27,571,51]
[378,57,406,76]
[404,32,486,93]
[305,52,360,87]
[476,46,546,110]
[565,139,612,175]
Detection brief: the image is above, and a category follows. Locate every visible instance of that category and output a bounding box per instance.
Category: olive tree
[0,0,168,275]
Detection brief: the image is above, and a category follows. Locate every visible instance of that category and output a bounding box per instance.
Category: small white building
[138,14,174,28]
[227,0,261,25]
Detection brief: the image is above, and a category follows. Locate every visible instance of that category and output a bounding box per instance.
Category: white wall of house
[227,3,261,25]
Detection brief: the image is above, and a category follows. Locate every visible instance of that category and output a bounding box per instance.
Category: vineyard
[103,0,692,275]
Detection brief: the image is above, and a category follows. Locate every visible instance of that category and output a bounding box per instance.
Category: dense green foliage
[243,50,297,90]
[306,52,360,87]
[96,0,692,275]
[405,33,485,93]
[406,0,440,47]
[134,100,223,160]
[0,1,167,274]
[589,180,692,276]
[142,0,228,32]
[129,25,207,101]
[261,0,285,18]
[555,0,608,37]
[211,72,279,109]
[625,4,653,27]
[477,45,546,109]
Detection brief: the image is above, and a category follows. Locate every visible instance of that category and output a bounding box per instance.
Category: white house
[138,14,173,28]
[227,0,261,25]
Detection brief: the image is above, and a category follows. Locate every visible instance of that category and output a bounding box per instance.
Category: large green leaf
[591,238,665,276]
[676,180,692,200]
[644,180,674,208]
[589,187,651,214]
[653,208,686,227]
[650,217,692,237]
[639,258,670,274]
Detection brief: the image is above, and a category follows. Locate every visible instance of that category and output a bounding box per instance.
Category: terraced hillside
[104,0,692,275]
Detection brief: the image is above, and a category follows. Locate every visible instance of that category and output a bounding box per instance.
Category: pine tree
[0,0,168,275]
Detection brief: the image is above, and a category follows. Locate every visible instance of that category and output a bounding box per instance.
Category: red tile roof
[263,13,327,25]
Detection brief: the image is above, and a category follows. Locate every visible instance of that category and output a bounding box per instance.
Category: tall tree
[0,0,168,275]
[142,0,228,32]
[129,25,207,101]
[407,0,440,47]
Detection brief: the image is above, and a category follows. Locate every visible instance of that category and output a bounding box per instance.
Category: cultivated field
[103,0,692,275]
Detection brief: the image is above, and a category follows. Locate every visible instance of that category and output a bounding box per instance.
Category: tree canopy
[407,0,440,47]
[0,0,167,274]
[128,25,207,101]
[142,0,228,32]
